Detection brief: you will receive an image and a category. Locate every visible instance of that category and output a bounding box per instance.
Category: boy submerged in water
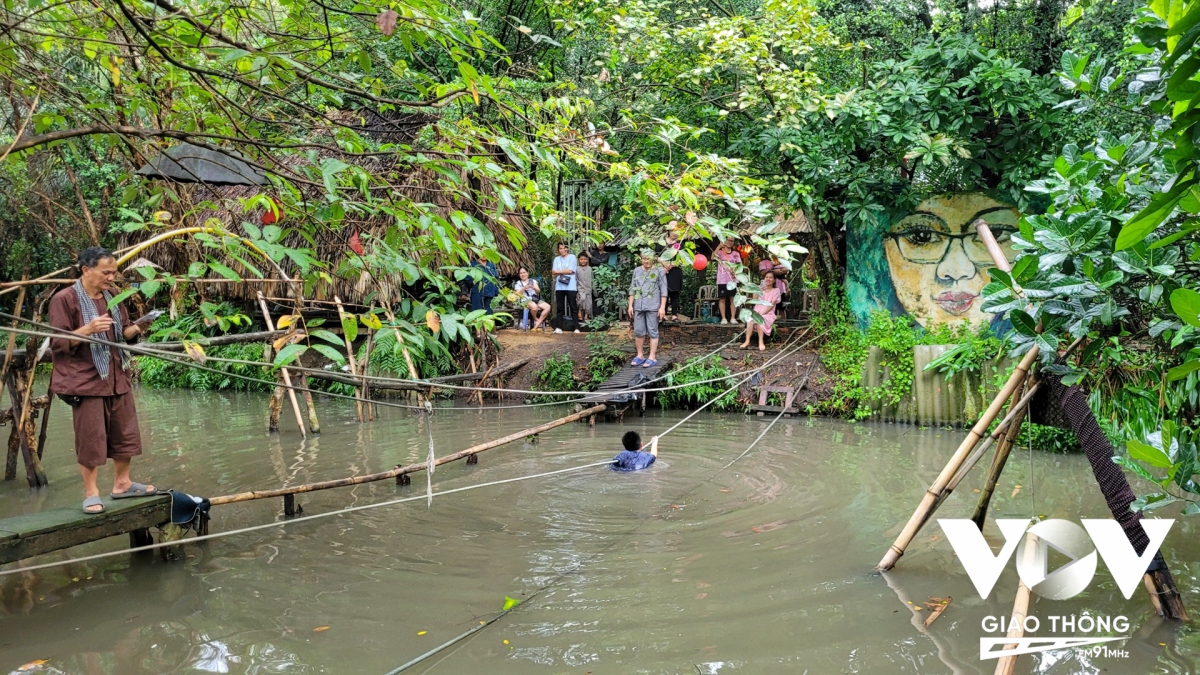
[612,431,659,471]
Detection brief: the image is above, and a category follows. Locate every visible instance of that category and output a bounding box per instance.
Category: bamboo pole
[361,324,376,421]
[1,281,27,384]
[0,278,56,289]
[256,292,306,437]
[994,530,1038,675]
[35,384,52,459]
[290,293,321,434]
[382,306,423,402]
[915,379,1042,533]
[475,364,496,406]
[877,220,1031,571]
[210,403,607,505]
[971,376,1032,528]
[877,345,1038,571]
[333,296,364,422]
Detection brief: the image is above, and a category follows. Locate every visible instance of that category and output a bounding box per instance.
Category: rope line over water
[0,316,785,414]
[382,328,818,672]
[0,460,614,578]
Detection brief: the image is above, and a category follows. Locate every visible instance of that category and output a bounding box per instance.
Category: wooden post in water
[333,296,364,422]
[360,311,376,422]
[210,404,608,505]
[289,292,321,434]
[3,282,27,480]
[0,277,26,385]
[256,293,306,437]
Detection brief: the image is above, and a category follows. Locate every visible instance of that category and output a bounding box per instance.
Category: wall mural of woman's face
[883,194,1018,327]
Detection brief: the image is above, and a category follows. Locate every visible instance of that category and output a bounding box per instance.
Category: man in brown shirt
[49,247,157,514]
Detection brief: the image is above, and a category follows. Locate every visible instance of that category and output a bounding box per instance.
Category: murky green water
[1,387,1199,674]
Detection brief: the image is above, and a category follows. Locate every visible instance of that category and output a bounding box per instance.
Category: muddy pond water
[1,387,1199,674]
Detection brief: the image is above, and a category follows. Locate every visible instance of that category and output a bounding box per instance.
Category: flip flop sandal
[642,359,658,368]
[82,495,105,515]
[111,482,159,499]
[630,357,646,366]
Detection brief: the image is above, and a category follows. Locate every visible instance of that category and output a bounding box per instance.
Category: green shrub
[658,355,737,411]
[585,333,624,386]
[810,288,870,419]
[1019,423,1082,454]
[532,354,580,402]
[136,342,273,392]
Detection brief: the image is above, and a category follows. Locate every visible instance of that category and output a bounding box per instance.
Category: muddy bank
[478,322,833,410]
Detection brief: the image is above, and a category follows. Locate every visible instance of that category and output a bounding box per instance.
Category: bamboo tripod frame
[877,222,1188,663]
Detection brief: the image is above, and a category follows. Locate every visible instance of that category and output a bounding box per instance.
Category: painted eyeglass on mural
[847,193,1018,330]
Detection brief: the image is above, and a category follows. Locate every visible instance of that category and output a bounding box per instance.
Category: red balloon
[692,254,708,271]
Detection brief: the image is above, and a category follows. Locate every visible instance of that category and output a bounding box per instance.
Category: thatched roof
[739,210,813,236]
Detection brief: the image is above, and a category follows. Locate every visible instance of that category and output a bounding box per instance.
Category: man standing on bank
[628,250,668,368]
[49,247,158,514]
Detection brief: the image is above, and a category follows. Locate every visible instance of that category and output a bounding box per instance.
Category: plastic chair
[694,285,718,321]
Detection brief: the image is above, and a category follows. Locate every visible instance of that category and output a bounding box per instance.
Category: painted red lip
[934,291,977,315]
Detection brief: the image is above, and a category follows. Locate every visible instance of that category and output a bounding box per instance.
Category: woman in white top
[550,241,579,333]
[514,266,551,330]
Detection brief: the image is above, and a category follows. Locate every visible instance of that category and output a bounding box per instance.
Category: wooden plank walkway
[577,357,674,420]
[0,495,171,565]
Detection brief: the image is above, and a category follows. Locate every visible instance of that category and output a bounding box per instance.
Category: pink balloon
[692,254,708,271]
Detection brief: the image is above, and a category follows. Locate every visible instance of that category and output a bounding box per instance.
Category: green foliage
[531,354,580,402]
[144,302,254,343]
[810,288,871,419]
[1019,423,1083,455]
[924,323,1011,381]
[864,311,920,408]
[585,333,625,386]
[137,343,272,392]
[658,356,738,412]
[591,264,623,319]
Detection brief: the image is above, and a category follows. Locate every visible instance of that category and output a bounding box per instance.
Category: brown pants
[72,392,142,469]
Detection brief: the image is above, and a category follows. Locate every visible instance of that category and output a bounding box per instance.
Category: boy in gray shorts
[627,250,668,367]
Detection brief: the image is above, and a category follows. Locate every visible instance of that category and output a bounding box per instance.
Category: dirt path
[484,326,833,409]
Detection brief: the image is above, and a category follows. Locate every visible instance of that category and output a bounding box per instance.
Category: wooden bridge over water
[576,357,674,423]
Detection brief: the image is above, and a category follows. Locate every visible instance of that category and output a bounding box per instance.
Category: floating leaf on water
[503,639,510,645]
[17,659,48,671]
[313,626,330,632]
[502,596,521,611]
[1011,485,1023,498]
[417,631,427,636]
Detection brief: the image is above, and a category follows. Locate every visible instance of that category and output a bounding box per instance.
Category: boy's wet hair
[622,430,641,451]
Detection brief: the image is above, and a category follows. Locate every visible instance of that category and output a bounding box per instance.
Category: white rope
[0,460,613,578]
[0,319,752,398]
[424,400,435,507]
[0,322,820,584]
[716,407,788,474]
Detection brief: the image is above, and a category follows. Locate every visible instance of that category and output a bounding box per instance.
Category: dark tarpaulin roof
[136,142,268,186]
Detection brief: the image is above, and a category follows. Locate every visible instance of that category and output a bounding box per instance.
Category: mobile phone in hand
[136,309,164,325]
